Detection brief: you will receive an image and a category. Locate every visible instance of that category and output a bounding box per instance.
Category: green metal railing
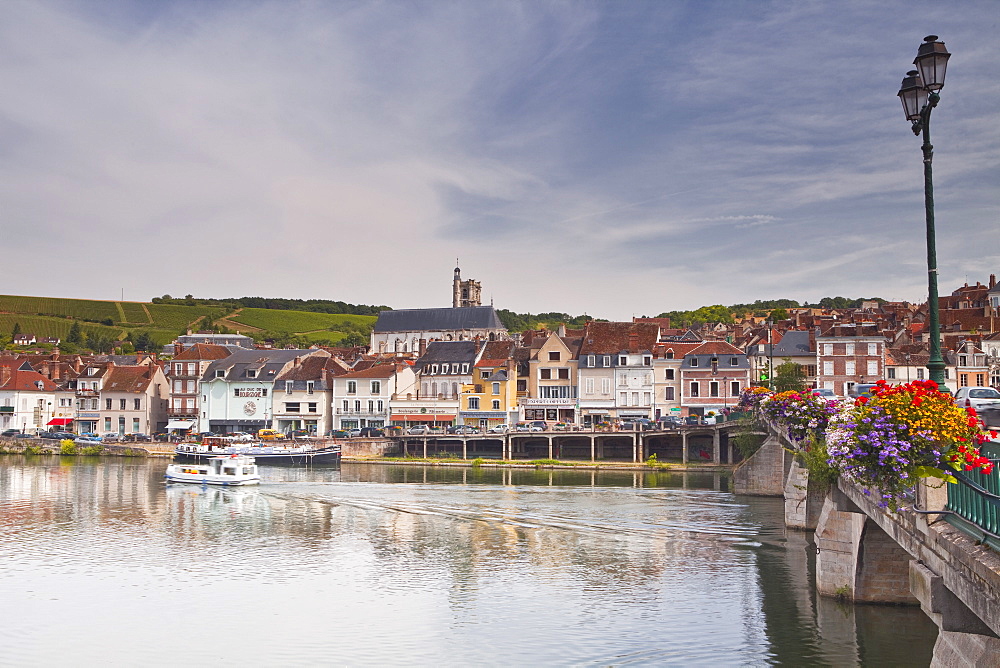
[946,441,1000,550]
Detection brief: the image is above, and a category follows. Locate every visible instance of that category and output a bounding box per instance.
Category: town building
[333,362,417,431]
[460,340,519,429]
[815,326,887,397]
[0,360,59,434]
[200,349,330,434]
[521,330,580,425]
[165,343,233,433]
[576,322,659,425]
[99,365,170,436]
[679,341,751,416]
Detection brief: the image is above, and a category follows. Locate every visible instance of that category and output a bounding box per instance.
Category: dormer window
[442,363,449,374]
[462,364,470,374]
[88,368,97,376]
[587,355,595,367]
[690,358,699,367]
[642,356,651,366]
[730,357,739,366]
[619,356,627,366]
[215,369,225,378]
[246,369,257,378]
[666,350,674,359]
[286,381,294,394]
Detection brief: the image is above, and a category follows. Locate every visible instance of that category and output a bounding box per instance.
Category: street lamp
[766,318,774,389]
[898,35,951,392]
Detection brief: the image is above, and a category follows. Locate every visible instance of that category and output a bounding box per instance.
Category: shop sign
[235,388,265,398]
[521,398,574,406]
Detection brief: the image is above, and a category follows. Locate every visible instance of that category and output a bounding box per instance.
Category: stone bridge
[734,426,1000,666]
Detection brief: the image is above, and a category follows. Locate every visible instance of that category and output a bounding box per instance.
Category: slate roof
[768,330,813,356]
[412,341,479,372]
[372,307,505,333]
[201,349,318,382]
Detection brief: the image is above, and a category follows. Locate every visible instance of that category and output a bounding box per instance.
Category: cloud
[0,1,996,320]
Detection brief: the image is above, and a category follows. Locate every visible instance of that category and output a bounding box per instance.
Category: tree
[11,322,20,338]
[772,358,806,392]
[133,331,156,352]
[67,321,84,345]
[768,308,789,321]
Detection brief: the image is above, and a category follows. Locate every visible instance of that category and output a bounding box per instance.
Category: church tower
[452,263,482,308]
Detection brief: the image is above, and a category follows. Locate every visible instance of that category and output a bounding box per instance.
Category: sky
[1,1,997,321]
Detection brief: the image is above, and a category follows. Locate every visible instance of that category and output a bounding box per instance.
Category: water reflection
[0,456,936,666]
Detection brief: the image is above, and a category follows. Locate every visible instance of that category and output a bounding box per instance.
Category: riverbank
[342,455,736,473]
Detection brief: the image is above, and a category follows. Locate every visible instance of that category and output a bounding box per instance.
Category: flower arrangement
[825,380,995,509]
[757,389,841,443]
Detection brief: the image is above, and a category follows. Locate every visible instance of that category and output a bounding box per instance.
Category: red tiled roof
[172,344,233,361]
[579,322,659,355]
[102,366,154,393]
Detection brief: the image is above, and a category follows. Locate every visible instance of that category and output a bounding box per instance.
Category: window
[540,369,552,380]
[106,398,112,410]
[186,380,196,393]
[492,382,500,395]
[468,397,480,410]
[916,368,925,380]
[187,363,196,375]
[368,400,374,412]
[960,374,968,387]
[517,380,527,392]
[132,418,140,433]
[370,381,381,394]
[642,356,651,366]
[261,389,267,397]
[642,392,650,406]
[558,368,570,380]
[354,400,361,412]
[285,402,301,413]
[823,344,833,356]
[665,387,675,400]
[690,382,699,397]
[619,392,628,405]
[119,399,126,410]
[246,369,257,379]
[665,369,674,380]
[846,343,855,355]
[846,361,856,376]
[216,369,225,378]
[347,381,357,395]
[866,361,878,376]
[549,351,560,361]
[709,382,719,397]
[959,355,967,366]
[887,368,896,379]
[868,343,878,356]
[342,400,349,411]
[174,363,183,375]
[286,381,294,394]
[173,380,182,393]
[377,400,384,412]
[603,356,611,367]
[690,358,699,367]
[492,400,500,410]
[462,364,470,374]
[976,373,985,386]
[587,355,595,367]
[601,378,610,394]
[431,364,438,374]
[619,356,627,365]
[585,377,595,394]
[731,381,740,397]
[666,350,674,360]
[730,357,739,366]
[823,361,834,376]
[104,418,111,432]
[134,398,140,410]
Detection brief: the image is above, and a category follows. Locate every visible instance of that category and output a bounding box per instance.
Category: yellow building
[459,341,518,430]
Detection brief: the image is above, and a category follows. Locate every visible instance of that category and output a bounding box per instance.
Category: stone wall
[732,432,788,496]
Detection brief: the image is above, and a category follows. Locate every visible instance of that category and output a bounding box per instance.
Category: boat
[164,454,261,486]
[173,437,342,466]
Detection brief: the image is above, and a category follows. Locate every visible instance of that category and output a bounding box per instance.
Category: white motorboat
[164,454,261,486]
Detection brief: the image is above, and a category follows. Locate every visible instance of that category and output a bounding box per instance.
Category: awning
[47,418,72,426]
[390,414,455,422]
[166,420,194,430]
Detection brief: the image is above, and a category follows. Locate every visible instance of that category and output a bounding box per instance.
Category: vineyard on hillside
[225,308,376,333]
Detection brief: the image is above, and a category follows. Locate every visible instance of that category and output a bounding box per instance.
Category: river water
[0,456,937,666]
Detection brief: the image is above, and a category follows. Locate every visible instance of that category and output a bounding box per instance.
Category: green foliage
[471,457,486,467]
[228,308,376,334]
[11,321,20,337]
[151,295,386,316]
[60,441,79,455]
[768,307,789,320]
[731,416,767,459]
[796,436,838,493]
[132,331,156,352]
[496,309,594,332]
[67,321,83,344]
[656,305,734,327]
[81,445,104,455]
[772,358,807,393]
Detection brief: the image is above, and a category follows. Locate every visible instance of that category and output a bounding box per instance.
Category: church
[369,266,509,356]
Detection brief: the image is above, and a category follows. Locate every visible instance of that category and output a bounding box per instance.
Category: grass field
[299,330,350,344]
[226,308,376,333]
[0,295,120,322]
[145,303,229,330]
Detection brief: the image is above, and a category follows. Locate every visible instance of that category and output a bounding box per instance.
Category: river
[0,456,937,666]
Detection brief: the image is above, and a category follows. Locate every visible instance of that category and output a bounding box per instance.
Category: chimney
[419,339,427,356]
[628,332,639,353]
[990,274,996,289]
[174,342,183,355]
[0,366,10,387]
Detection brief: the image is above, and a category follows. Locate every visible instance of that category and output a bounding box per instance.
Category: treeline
[496,310,603,332]
[657,296,888,328]
[150,295,389,316]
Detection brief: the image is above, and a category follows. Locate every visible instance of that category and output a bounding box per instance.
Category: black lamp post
[766,318,774,389]
[898,35,951,392]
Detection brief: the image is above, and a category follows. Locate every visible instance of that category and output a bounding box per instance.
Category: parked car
[487,424,511,434]
[447,425,480,435]
[347,428,362,437]
[703,415,717,425]
[407,425,432,435]
[953,386,1000,413]
[74,436,103,446]
[621,418,655,431]
[40,431,74,440]
[514,422,543,432]
[657,416,683,428]
[528,421,549,431]
[812,388,841,401]
[123,433,149,442]
[359,427,384,437]
[101,433,122,442]
[1,429,23,437]
[257,429,286,441]
[849,384,879,399]
[328,429,350,438]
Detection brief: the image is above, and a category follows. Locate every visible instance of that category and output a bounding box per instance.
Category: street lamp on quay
[897,35,951,392]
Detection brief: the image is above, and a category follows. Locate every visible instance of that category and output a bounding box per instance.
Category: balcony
[168,408,198,417]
